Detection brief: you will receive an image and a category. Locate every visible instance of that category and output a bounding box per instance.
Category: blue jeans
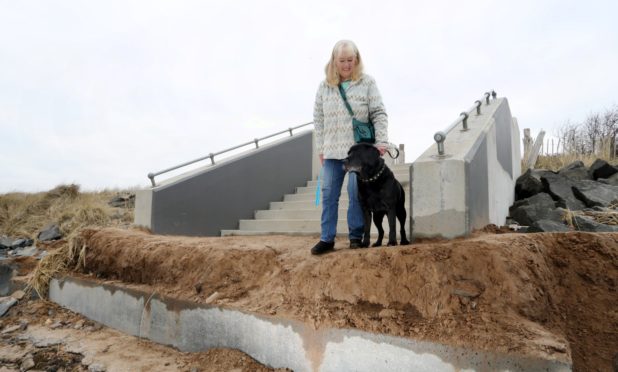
[320,159,364,242]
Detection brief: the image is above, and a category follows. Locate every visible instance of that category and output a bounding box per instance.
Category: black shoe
[311,241,335,255]
[349,239,362,249]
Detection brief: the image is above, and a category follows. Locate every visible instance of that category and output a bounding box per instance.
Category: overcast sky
[1,0,617,193]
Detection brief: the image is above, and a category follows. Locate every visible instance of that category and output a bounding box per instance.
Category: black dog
[344,143,410,247]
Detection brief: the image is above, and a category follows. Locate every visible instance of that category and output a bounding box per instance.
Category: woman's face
[335,47,356,80]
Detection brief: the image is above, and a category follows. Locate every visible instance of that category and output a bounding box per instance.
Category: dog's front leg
[361,209,372,248]
[387,209,397,246]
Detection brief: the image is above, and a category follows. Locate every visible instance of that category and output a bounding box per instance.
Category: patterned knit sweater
[313,74,388,160]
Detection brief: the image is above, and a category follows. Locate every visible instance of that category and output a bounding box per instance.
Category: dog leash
[315,168,322,206]
[385,146,400,159]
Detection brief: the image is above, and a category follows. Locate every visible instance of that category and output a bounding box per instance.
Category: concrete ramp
[411,98,521,239]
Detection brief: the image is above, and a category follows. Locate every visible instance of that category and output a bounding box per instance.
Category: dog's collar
[359,164,386,183]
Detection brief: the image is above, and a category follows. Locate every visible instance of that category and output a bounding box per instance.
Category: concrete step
[255,209,338,219]
[296,180,410,194]
[305,175,410,188]
[269,200,412,210]
[220,229,406,237]
[284,189,410,202]
[284,193,351,202]
[270,200,336,209]
[255,208,409,220]
[238,218,410,234]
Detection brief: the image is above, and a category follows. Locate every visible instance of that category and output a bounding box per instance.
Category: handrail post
[434,131,446,156]
[432,89,498,156]
[209,153,215,165]
[148,173,156,187]
[254,138,259,148]
[288,128,293,136]
[460,112,469,131]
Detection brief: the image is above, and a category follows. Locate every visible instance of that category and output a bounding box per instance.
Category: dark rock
[10,238,33,249]
[528,219,570,232]
[573,215,618,232]
[509,193,562,226]
[37,224,62,241]
[109,193,135,208]
[558,160,590,181]
[589,159,618,180]
[0,264,14,296]
[598,172,618,187]
[515,169,551,200]
[0,296,17,316]
[571,180,618,208]
[541,173,587,210]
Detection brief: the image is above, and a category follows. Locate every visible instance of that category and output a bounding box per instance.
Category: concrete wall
[411,98,521,239]
[135,131,314,236]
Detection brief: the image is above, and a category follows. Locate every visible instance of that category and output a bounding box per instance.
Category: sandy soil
[53,227,618,372]
[0,297,287,371]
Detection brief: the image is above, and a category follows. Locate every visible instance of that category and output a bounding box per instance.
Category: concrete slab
[49,276,571,372]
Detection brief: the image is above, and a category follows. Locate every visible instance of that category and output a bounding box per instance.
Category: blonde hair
[325,40,364,86]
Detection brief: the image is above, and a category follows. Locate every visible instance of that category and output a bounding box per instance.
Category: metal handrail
[147,122,313,187]
[433,90,497,156]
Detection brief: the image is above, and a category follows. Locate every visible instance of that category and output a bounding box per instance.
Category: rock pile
[509,159,618,232]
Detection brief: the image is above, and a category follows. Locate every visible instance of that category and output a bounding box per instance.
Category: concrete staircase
[221,163,411,236]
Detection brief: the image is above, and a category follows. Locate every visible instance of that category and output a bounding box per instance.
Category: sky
[1,0,617,193]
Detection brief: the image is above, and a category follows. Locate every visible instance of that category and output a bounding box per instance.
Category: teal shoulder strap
[338,84,355,118]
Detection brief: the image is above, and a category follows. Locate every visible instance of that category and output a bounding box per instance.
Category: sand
[63,227,618,371]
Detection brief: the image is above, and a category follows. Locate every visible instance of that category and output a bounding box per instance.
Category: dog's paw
[360,240,371,248]
[371,242,382,247]
[387,241,398,246]
[400,239,410,245]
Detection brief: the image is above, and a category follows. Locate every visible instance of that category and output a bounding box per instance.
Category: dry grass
[0,184,133,240]
[533,153,617,172]
[0,183,134,298]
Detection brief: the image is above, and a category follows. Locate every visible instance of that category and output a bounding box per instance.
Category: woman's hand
[375,144,387,156]
[319,153,324,165]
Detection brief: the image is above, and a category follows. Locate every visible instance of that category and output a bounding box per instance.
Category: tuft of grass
[27,230,90,298]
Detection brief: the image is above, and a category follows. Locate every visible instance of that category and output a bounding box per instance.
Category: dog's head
[343,143,384,179]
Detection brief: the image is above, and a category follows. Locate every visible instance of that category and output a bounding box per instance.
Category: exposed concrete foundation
[49,276,570,372]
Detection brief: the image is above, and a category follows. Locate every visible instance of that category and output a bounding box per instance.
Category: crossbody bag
[338,84,376,144]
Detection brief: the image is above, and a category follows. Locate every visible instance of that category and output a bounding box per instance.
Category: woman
[311,40,389,255]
